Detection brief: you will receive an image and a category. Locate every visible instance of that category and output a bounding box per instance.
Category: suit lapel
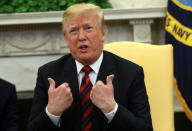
[63,58,80,106]
[59,56,81,130]
[91,51,119,131]
[97,51,116,83]
[59,52,119,130]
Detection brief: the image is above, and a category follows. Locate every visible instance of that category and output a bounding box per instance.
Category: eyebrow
[83,21,92,25]
[69,21,93,28]
[69,25,78,29]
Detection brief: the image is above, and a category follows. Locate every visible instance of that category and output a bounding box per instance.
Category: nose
[78,28,86,42]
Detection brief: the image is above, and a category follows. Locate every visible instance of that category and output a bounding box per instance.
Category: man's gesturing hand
[90,74,116,113]
[47,78,73,116]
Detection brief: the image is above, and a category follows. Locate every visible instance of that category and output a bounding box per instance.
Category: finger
[106,74,114,86]
[59,83,70,94]
[66,86,71,93]
[48,78,55,90]
[60,82,69,88]
[95,80,104,87]
[90,90,94,100]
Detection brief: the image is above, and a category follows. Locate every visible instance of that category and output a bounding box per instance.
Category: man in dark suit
[28,3,153,131]
[0,79,19,131]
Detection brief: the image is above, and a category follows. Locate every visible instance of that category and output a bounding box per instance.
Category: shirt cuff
[104,103,118,123]
[45,107,61,127]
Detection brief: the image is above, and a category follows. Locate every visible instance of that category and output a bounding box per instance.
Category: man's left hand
[90,74,116,113]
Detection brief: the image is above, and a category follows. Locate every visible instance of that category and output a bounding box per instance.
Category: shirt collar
[75,52,103,74]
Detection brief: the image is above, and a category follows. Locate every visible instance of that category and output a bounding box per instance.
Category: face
[64,12,106,65]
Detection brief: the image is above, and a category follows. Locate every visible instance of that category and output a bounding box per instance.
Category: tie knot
[82,65,92,74]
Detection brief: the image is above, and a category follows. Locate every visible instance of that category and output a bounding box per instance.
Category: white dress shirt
[46,52,118,126]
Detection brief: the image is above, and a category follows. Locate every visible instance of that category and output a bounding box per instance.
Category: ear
[64,34,70,47]
[101,29,107,42]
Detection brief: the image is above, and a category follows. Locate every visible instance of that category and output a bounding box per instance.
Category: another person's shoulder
[0,78,16,94]
[0,78,15,88]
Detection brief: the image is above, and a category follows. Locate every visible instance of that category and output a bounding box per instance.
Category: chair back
[104,41,174,131]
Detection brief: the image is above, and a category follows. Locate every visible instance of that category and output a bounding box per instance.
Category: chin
[79,58,94,65]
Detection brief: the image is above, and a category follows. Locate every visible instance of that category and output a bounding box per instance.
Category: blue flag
[165,0,192,122]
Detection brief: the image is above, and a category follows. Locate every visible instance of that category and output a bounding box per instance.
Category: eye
[69,28,78,35]
[84,25,93,32]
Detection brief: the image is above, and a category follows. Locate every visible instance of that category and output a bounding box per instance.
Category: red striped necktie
[80,65,94,131]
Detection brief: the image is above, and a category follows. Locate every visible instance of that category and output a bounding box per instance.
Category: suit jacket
[0,79,19,131]
[28,51,153,131]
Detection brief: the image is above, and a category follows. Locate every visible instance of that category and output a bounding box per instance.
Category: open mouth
[80,45,88,50]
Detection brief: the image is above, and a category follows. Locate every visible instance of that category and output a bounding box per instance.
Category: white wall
[110,0,167,8]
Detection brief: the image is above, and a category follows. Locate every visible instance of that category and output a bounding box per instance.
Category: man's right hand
[47,78,73,116]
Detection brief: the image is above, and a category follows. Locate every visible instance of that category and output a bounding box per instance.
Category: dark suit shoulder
[36,54,75,85]
[38,54,74,75]
[104,51,143,73]
[0,79,16,100]
[40,54,73,69]
[0,79,15,92]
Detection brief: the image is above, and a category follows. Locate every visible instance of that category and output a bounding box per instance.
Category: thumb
[106,74,114,86]
[48,78,55,90]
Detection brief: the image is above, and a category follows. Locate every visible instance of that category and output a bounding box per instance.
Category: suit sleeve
[6,85,20,131]
[108,67,153,131]
[27,68,61,131]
